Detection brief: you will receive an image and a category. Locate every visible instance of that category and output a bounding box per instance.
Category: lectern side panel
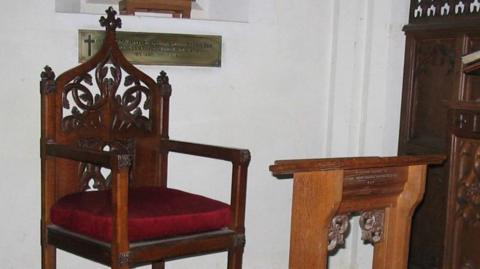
[289,170,343,269]
[373,165,427,269]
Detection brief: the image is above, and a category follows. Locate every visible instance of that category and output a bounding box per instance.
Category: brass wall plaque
[79,30,221,67]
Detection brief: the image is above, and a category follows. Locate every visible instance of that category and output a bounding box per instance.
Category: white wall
[325,1,409,268]
[0,0,408,268]
[58,0,249,22]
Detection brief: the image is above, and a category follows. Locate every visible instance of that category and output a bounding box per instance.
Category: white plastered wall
[0,0,408,268]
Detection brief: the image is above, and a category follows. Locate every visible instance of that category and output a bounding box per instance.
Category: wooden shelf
[119,0,192,18]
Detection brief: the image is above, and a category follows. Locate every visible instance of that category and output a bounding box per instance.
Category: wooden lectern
[269,155,445,269]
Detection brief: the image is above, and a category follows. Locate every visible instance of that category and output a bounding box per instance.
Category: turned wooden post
[270,155,444,269]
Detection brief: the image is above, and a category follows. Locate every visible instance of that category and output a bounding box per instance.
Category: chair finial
[157,71,169,85]
[100,7,122,31]
[40,65,56,94]
[41,66,55,81]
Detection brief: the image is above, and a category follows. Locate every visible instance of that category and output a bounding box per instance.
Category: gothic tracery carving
[359,210,385,244]
[328,214,350,251]
[77,138,134,191]
[412,0,480,19]
[62,54,152,132]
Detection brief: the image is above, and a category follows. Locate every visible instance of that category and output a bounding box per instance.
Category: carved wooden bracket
[359,210,385,244]
[327,214,350,251]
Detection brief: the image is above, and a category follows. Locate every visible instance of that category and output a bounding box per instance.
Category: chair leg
[42,245,56,269]
[152,261,165,269]
[227,247,244,269]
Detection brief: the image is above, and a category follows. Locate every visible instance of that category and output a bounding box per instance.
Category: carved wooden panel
[399,36,458,269]
[62,54,152,133]
[447,137,480,268]
[455,139,480,225]
[401,1,480,266]
[409,38,456,146]
[77,138,134,191]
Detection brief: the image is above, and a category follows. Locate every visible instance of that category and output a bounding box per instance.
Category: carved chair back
[40,8,170,198]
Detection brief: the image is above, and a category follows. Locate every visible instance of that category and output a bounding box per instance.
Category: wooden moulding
[269,155,445,177]
[48,225,240,266]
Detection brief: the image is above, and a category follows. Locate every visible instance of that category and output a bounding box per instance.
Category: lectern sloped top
[269,155,445,177]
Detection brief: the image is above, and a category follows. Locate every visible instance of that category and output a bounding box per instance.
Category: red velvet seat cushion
[50,187,231,242]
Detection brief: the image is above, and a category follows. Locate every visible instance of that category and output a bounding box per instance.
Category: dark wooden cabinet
[398,1,480,268]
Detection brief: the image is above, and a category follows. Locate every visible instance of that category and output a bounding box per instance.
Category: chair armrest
[156,138,250,232]
[44,141,133,169]
[160,139,251,165]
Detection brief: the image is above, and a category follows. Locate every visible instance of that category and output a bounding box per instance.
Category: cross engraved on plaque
[84,34,96,57]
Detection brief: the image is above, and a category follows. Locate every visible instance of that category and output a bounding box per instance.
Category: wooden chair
[40,8,249,269]
[269,155,445,269]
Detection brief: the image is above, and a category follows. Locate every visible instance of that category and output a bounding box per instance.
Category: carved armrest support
[160,139,251,166]
[44,141,133,169]
[157,139,250,233]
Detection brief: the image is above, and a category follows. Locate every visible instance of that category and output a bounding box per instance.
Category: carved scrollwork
[77,138,134,191]
[456,140,480,226]
[359,210,385,244]
[112,75,152,131]
[62,73,104,131]
[328,214,350,251]
[62,53,152,133]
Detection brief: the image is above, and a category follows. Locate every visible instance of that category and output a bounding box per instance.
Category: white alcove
[56,0,249,22]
